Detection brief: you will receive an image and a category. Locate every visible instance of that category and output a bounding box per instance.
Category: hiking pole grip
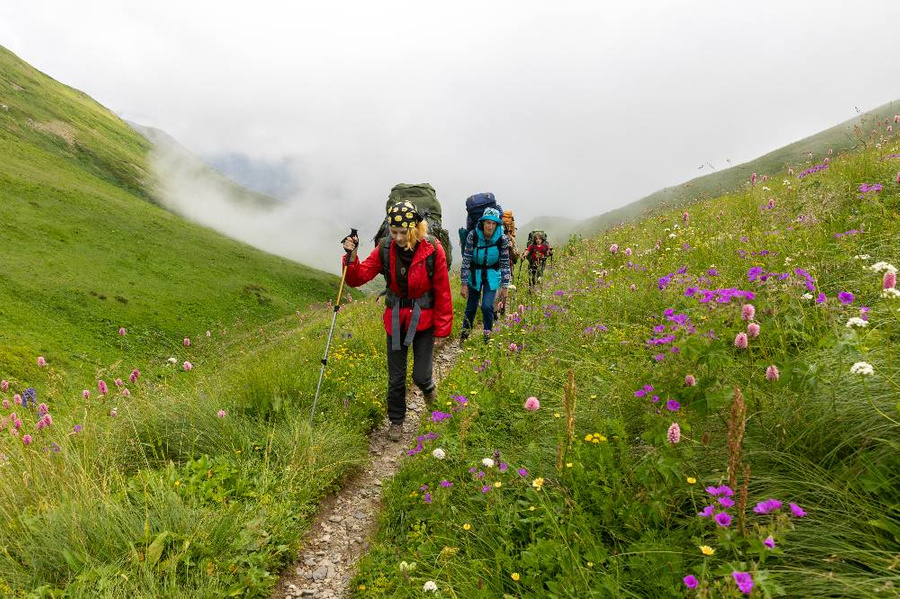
[342,228,359,260]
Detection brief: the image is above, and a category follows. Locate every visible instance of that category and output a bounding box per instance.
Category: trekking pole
[310,228,357,425]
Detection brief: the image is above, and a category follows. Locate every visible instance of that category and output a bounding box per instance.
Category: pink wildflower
[118,327,127,336]
[894,115,900,123]
[22,434,33,446]
[747,323,760,338]
[667,422,681,444]
[682,211,689,224]
[788,168,794,176]
[121,388,130,398]
[183,361,193,371]
[98,380,108,395]
[741,304,755,321]
[823,157,829,165]
[896,172,900,184]
[129,369,140,383]
[14,394,22,405]
[114,378,124,388]
[1,380,7,391]
[217,409,226,418]
[624,247,632,257]
[110,408,118,417]
[14,418,23,430]
[765,365,780,381]
[629,284,636,291]
[763,535,776,549]
[38,403,48,415]
[82,389,90,399]
[684,374,696,387]
[183,337,191,347]
[734,332,748,349]
[523,397,540,411]
[509,343,518,352]
[750,173,758,185]
[609,243,618,254]
[1,400,8,410]
[37,356,46,368]
[518,304,525,314]
[885,271,897,290]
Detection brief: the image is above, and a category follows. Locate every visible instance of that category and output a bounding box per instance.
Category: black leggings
[385,327,435,424]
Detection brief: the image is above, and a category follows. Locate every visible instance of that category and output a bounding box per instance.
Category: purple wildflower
[733,571,754,595]
[683,575,699,589]
[714,512,733,527]
[790,503,807,517]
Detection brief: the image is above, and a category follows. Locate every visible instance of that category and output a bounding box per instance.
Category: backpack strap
[380,235,437,285]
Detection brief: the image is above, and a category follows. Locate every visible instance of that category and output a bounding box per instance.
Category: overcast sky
[2,1,898,268]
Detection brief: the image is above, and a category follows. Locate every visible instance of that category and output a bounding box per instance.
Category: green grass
[352,128,900,597]
[0,44,343,387]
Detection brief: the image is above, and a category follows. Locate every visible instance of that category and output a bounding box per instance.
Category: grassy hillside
[0,45,340,386]
[527,100,899,242]
[352,124,900,596]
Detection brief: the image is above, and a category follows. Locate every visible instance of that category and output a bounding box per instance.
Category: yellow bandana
[388,201,419,228]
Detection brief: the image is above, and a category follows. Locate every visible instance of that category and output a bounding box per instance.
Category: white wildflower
[668,233,677,238]
[882,288,900,299]
[782,179,791,186]
[845,317,868,328]
[423,580,438,592]
[801,293,814,300]
[432,448,446,460]
[850,362,874,376]
[762,186,771,191]
[482,458,495,468]
[869,262,897,274]
[853,254,871,260]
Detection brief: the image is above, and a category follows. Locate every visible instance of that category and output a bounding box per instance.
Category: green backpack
[373,183,452,271]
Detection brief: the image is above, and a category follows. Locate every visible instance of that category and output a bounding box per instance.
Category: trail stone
[311,566,328,580]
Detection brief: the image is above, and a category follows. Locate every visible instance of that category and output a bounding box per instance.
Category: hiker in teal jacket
[459,207,511,343]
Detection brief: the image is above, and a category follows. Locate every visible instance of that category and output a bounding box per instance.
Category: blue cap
[479,207,502,224]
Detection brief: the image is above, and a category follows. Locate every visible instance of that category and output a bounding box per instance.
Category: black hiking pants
[386,327,435,424]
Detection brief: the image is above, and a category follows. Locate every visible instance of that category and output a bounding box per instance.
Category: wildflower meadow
[351,121,900,597]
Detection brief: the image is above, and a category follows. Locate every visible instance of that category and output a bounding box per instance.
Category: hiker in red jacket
[524,233,552,286]
[341,200,453,441]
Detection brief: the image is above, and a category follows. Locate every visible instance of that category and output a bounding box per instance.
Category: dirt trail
[274,340,462,599]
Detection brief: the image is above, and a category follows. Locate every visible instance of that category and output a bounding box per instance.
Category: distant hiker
[341,200,452,442]
[459,207,511,343]
[524,231,552,286]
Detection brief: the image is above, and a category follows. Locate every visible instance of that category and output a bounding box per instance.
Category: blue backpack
[458,192,502,252]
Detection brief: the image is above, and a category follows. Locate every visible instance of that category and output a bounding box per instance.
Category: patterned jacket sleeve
[460,230,475,287]
[500,235,511,288]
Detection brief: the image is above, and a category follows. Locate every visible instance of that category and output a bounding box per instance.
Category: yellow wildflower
[687,477,697,485]
[532,477,544,489]
[494,481,502,488]
[700,545,715,556]
[511,573,520,581]
[463,523,471,531]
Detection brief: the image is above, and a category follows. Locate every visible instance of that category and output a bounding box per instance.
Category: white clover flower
[482,458,495,468]
[668,233,677,238]
[850,362,874,375]
[762,186,771,191]
[432,448,446,460]
[845,317,868,328]
[801,293,814,300]
[853,254,871,260]
[423,580,438,592]
[869,262,897,274]
[883,288,900,299]
[399,561,416,572]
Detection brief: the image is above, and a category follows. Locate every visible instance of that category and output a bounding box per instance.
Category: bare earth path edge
[274,340,461,599]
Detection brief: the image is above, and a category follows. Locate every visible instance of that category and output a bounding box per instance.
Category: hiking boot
[423,387,437,407]
[483,331,492,344]
[459,329,470,345]
[388,422,403,442]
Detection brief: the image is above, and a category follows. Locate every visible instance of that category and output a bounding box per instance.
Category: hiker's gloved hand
[342,234,359,261]
[460,284,468,299]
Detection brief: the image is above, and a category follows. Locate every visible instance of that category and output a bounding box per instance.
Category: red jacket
[343,238,453,338]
